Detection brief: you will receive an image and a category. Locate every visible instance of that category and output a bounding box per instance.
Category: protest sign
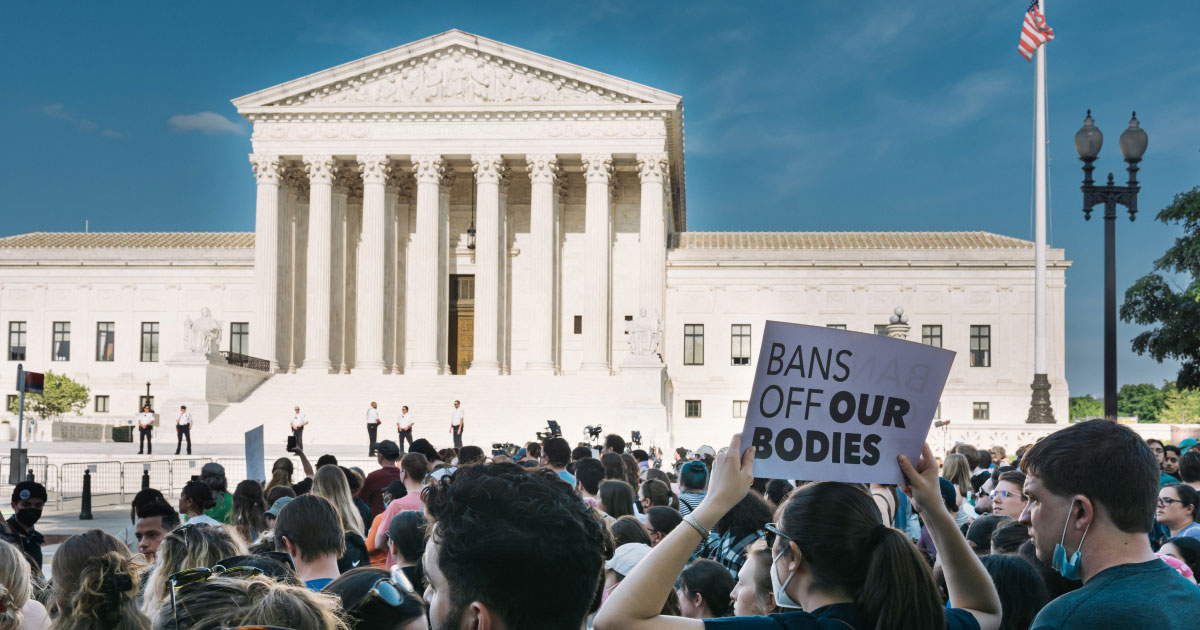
[245,425,265,483]
[740,321,954,484]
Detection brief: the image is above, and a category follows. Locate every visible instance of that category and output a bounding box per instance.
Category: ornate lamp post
[1075,111,1148,420]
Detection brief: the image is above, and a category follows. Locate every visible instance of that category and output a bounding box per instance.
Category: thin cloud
[167,112,246,136]
[39,103,121,138]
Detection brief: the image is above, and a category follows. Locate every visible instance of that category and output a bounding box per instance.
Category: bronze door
[448,275,474,374]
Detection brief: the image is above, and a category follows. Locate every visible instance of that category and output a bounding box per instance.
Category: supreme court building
[0,31,1071,451]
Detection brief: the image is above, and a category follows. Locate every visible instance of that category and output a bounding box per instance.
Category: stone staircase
[200,372,671,451]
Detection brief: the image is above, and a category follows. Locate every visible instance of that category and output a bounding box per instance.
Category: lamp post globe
[1074,110,1103,160]
[1119,112,1148,163]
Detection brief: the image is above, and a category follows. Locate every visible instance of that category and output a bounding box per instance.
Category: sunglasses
[764,522,791,549]
[990,490,1025,501]
[353,567,417,613]
[170,565,264,630]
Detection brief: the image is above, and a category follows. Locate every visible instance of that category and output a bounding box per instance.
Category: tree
[1162,384,1200,424]
[1121,186,1200,388]
[1116,383,1168,423]
[6,371,90,421]
[1069,395,1105,421]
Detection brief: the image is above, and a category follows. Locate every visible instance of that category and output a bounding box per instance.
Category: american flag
[1018,0,1055,61]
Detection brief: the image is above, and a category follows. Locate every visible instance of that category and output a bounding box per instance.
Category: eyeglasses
[990,490,1025,501]
[764,522,791,549]
[170,565,264,630]
[1158,497,1184,507]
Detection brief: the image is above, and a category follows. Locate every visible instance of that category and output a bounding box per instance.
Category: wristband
[682,515,709,539]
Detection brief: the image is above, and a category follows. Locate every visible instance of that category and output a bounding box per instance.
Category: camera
[631,431,642,447]
[584,425,603,441]
[491,442,520,457]
[536,420,562,441]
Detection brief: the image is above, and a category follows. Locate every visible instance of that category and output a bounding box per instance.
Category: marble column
[437,170,454,373]
[382,173,397,373]
[580,154,614,373]
[249,154,282,370]
[525,154,559,373]
[300,155,336,372]
[637,153,669,331]
[277,167,296,372]
[353,155,389,373]
[330,170,352,373]
[393,175,412,373]
[408,155,445,373]
[469,155,506,374]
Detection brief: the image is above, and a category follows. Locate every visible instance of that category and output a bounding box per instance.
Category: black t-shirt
[704,603,980,630]
[338,532,370,573]
[292,478,313,496]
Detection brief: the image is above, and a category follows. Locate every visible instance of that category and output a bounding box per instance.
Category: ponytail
[858,527,944,630]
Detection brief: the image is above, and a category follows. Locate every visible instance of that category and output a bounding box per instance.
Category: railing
[221,351,271,372]
[58,461,124,508]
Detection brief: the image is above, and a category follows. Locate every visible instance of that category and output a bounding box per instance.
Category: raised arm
[593,434,754,630]
[293,448,315,479]
[899,445,1001,630]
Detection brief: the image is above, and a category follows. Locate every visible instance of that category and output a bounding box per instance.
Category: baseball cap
[375,440,401,460]
[385,480,408,500]
[12,481,47,504]
[1179,438,1198,454]
[606,543,652,577]
[695,445,716,458]
[266,496,294,517]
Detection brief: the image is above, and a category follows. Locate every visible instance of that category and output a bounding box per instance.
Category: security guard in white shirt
[175,405,193,455]
[137,405,155,454]
[291,406,308,450]
[396,405,415,452]
[366,401,381,456]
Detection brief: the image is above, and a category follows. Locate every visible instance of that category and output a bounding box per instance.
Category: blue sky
[1,0,1197,396]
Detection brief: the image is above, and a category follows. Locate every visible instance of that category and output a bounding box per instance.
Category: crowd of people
[1,421,1199,630]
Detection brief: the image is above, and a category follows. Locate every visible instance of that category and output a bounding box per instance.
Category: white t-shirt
[137,412,155,429]
[185,514,220,526]
[177,412,193,426]
[397,412,413,429]
[291,413,307,430]
[367,407,380,423]
[450,408,464,427]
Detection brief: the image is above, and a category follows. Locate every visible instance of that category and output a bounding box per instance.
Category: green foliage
[1117,383,1167,423]
[1162,384,1200,424]
[1121,186,1200,388]
[6,371,90,421]
[1069,395,1105,421]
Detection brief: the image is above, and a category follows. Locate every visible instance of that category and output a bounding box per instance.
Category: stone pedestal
[1025,373,1056,423]
[164,352,272,425]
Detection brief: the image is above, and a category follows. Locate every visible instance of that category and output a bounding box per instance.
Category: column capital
[250,154,284,184]
[357,155,391,185]
[637,153,669,183]
[334,166,359,196]
[303,155,337,185]
[387,170,414,201]
[412,154,446,184]
[284,164,309,194]
[581,153,614,184]
[526,154,560,184]
[471,154,508,184]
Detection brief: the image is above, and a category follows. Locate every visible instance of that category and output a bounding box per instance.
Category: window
[95,395,110,413]
[96,322,115,361]
[934,402,942,420]
[139,395,155,411]
[973,402,990,420]
[685,400,702,418]
[52,322,70,361]
[731,324,751,365]
[826,324,846,330]
[874,324,889,335]
[970,325,991,367]
[141,322,160,362]
[922,325,943,348]
[230,322,249,355]
[7,322,26,361]
[623,315,633,334]
[5,395,17,413]
[573,316,583,335]
[684,324,704,365]
[733,400,748,418]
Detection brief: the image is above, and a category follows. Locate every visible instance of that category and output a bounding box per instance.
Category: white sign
[739,321,954,484]
[245,425,265,483]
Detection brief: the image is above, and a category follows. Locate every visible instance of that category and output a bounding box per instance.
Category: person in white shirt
[291,405,308,450]
[137,404,155,455]
[450,400,465,449]
[174,405,193,455]
[366,401,381,456]
[396,405,415,452]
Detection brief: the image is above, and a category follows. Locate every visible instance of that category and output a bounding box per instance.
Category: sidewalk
[36,504,134,578]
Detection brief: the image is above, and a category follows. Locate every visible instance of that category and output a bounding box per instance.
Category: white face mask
[771,548,803,610]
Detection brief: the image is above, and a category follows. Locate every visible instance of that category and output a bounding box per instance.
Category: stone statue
[184,307,223,356]
[627,308,662,357]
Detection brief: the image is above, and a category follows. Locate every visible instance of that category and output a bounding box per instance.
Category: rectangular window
[731,324,751,366]
[732,400,748,418]
[922,325,943,348]
[684,324,704,365]
[970,325,991,367]
[7,322,26,361]
[826,324,846,330]
[230,322,249,356]
[973,402,990,420]
[96,322,115,361]
[874,324,888,335]
[5,395,18,413]
[95,395,110,413]
[52,322,70,361]
[573,316,583,335]
[623,315,633,334]
[141,322,160,362]
[934,402,942,420]
[685,400,702,418]
[139,395,155,411]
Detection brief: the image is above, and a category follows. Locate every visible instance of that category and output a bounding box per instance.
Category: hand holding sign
[739,321,954,485]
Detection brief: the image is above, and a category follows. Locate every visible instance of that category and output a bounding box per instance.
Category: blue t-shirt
[558,470,577,486]
[305,577,334,591]
[1031,559,1200,630]
[1173,521,1200,541]
[704,603,980,630]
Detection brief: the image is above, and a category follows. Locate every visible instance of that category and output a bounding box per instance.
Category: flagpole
[1028,0,1055,423]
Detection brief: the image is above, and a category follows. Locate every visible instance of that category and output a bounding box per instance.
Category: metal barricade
[0,455,50,486]
[214,458,249,485]
[125,460,173,495]
[58,461,124,509]
[169,458,215,493]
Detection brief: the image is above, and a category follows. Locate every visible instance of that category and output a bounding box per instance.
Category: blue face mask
[1051,500,1090,580]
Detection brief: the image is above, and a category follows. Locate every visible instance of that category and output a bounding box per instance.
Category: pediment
[234,30,680,110]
